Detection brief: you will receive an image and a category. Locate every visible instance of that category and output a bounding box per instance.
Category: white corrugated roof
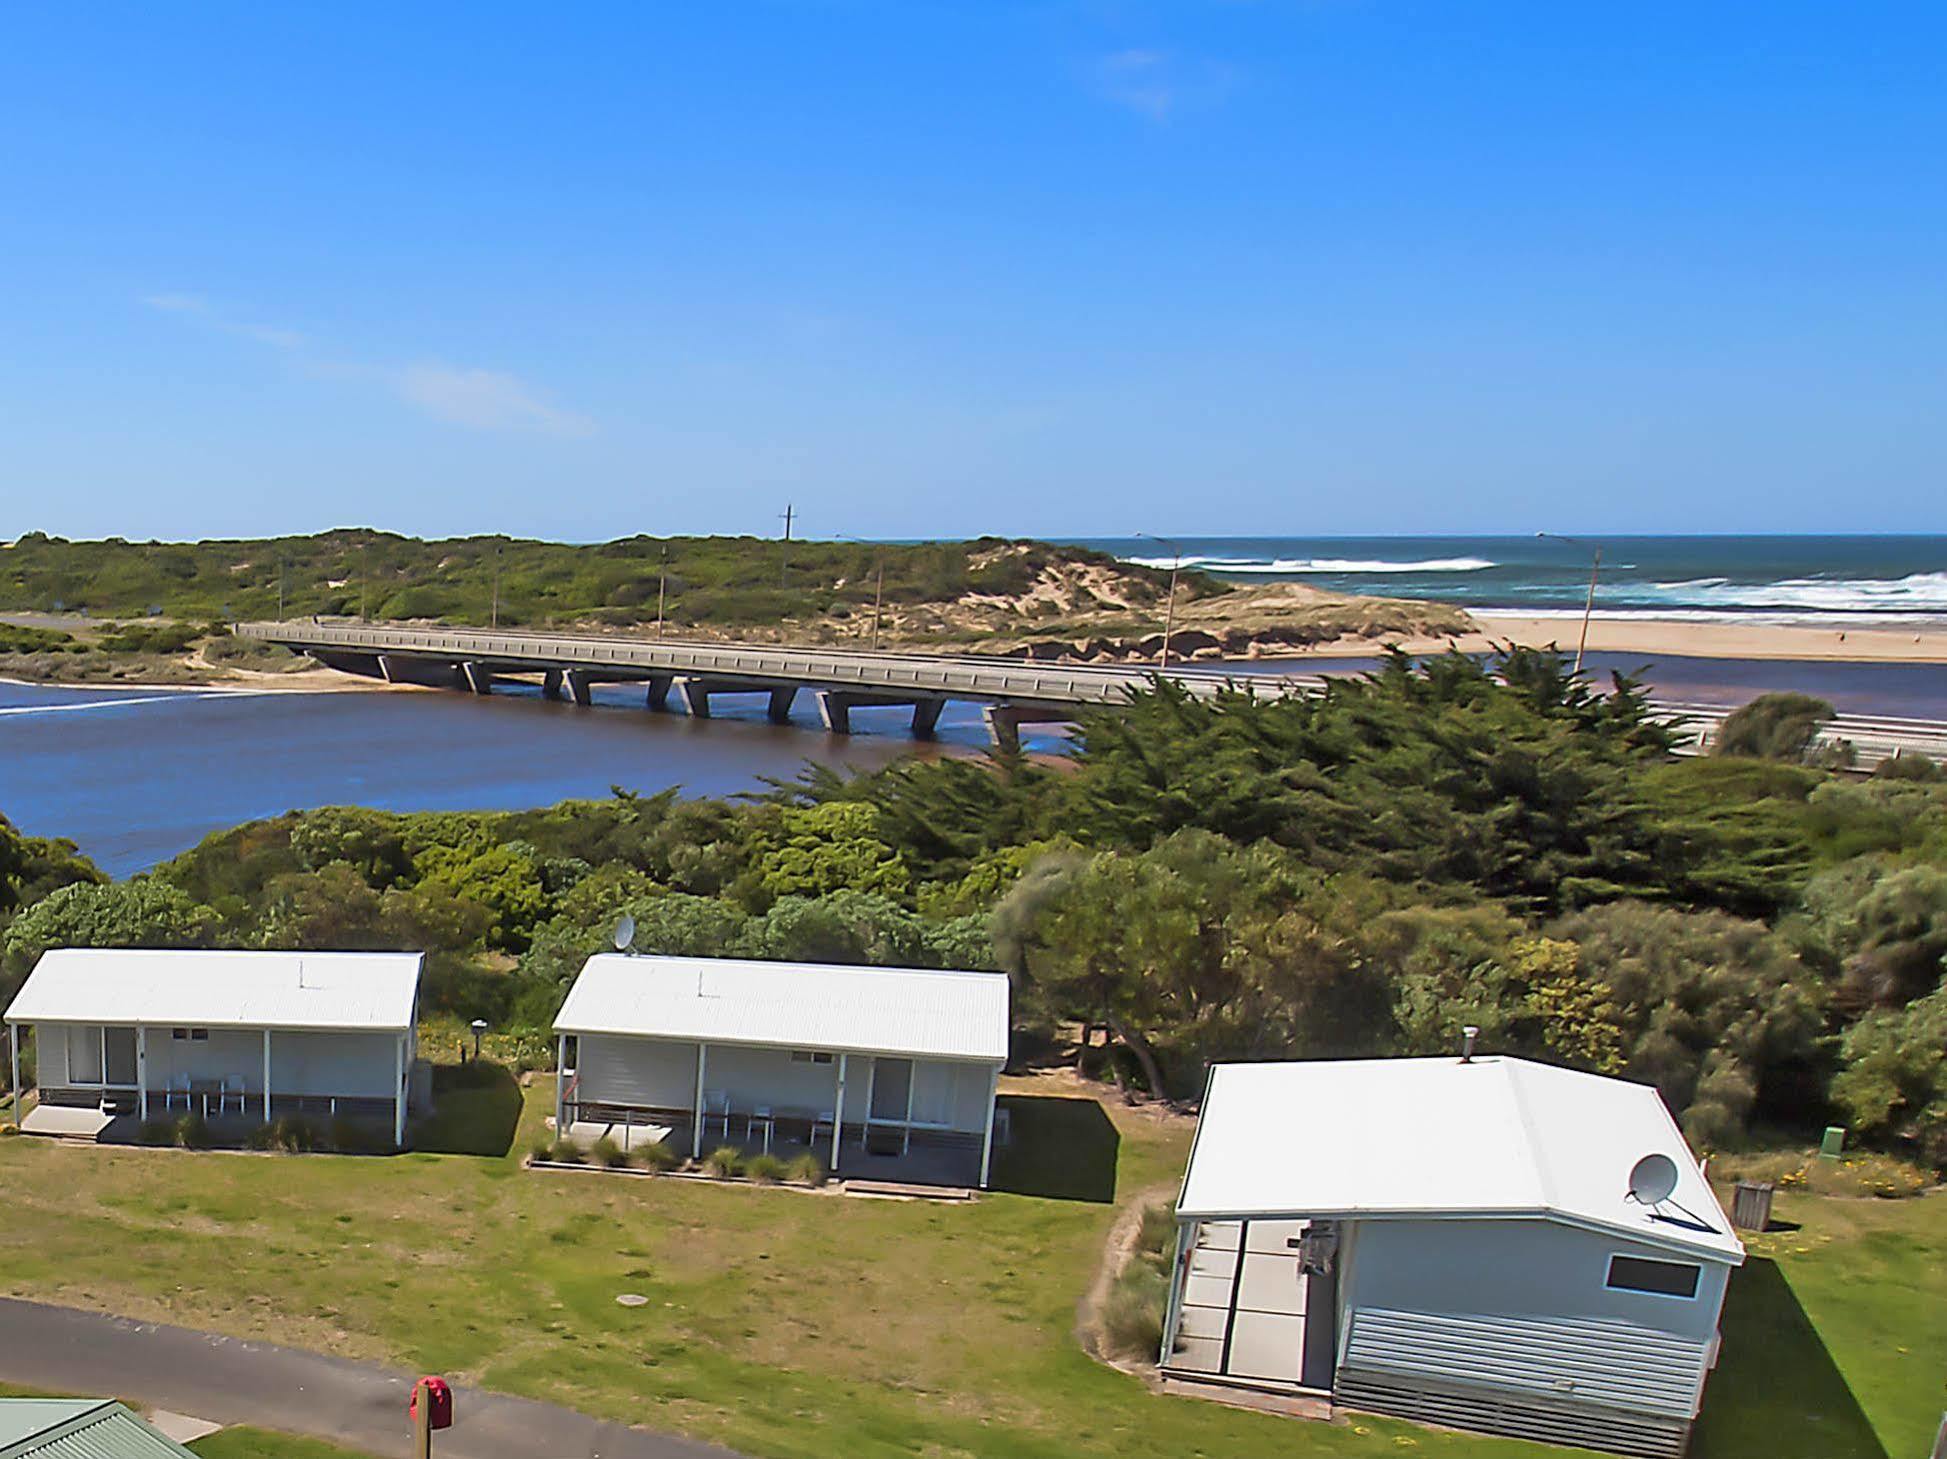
[1176,1056,1742,1262]
[4,950,422,1032]
[555,954,1010,1062]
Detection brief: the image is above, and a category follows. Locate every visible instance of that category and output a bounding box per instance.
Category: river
[3,652,1942,876]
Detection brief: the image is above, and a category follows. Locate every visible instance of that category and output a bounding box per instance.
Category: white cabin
[1162,1056,1743,1458]
[555,954,1009,1188]
[5,949,423,1146]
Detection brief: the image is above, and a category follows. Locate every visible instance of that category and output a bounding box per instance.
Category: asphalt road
[0,1298,739,1459]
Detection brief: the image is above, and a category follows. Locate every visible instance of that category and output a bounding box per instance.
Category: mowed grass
[189,1430,374,1459]
[0,1072,1937,1459]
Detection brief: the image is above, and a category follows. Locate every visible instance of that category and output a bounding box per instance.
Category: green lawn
[188,1430,373,1459]
[0,1072,1938,1459]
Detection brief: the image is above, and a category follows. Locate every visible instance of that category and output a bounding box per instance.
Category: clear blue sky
[3,3,1943,542]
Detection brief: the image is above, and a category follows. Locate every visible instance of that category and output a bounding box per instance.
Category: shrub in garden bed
[784,1152,826,1186]
[703,1144,743,1178]
[635,1139,681,1171]
[744,1152,787,1184]
[591,1136,631,1169]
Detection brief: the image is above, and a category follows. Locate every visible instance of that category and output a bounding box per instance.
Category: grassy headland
[0,529,1466,683]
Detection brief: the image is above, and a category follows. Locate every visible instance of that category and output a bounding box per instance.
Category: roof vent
[1460,1025,1479,1063]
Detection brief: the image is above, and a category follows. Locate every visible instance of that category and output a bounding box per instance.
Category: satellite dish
[613,913,636,952]
[1627,1153,1680,1207]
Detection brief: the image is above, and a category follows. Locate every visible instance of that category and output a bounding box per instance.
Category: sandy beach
[1307,613,1947,665]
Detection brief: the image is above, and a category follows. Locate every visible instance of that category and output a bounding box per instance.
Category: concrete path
[0,1298,738,1459]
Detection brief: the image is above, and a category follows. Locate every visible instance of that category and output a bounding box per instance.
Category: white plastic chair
[747,1105,775,1154]
[165,1073,192,1112]
[218,1074,247,1116]
[703,1088,731,1139]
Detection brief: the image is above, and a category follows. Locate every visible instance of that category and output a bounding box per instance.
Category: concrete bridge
[237,620,1330,752]
[238,620,1947,769]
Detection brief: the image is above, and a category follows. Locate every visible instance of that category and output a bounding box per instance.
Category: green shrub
[784,1152,826,1186]
[1134,1203,1177,1266]
[1101,1261,1167,1359]
[591,1136,630,1169]
[1713,693,1835,762]
[703,1144,743,1178]
[172,1113,210,1150]
[744,1152,787,1184]
[1710,1147,1932,1199]
[526,1135,556,1164]
[537,1138,585,1165]
[1874,751,1943,782]
[635,1139,680,1172]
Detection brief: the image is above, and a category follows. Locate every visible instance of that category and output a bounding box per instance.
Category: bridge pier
[817,690,948,738]
[644,674,674,712]
[543,669,564,701]
[981,703,1073,755]
[460,662,493,695]
[674,676,797,722]
[562,669,594,707]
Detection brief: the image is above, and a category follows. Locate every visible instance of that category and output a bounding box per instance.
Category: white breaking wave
[0,689,295,718]
[1633,572,1947,614]
[1124,554,1497,574]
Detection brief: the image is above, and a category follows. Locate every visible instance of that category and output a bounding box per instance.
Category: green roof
[0,1402,198,1459]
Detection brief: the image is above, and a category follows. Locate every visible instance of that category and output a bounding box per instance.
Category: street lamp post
[1536,532,1603,674]
[837,536,886,649]
[1134,532,1183,670]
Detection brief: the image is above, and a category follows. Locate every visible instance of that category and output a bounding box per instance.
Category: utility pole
[656,545,668,638]
[1536,532,1602,674]
[490,546,501,630]
[778,504,795,589]
[837,535,886,649]
[1134,532,1183,670]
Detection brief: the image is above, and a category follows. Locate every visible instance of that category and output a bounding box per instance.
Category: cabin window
[790,1050,834,1065]
[1606,1255,1701,1298]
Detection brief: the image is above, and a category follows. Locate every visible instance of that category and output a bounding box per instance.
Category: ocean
[1081,534,1947,625]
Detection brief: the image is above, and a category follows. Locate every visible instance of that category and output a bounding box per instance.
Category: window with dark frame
[789,1050,834,1065]
[1606,1254,1700,1298]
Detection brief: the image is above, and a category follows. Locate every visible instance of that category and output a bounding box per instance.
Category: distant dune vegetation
[0,530,1468,682]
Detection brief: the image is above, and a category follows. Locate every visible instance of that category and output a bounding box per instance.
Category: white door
[1168,1219,1309,1387]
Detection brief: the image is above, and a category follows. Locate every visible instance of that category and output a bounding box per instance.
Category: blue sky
[3,2,1943,542]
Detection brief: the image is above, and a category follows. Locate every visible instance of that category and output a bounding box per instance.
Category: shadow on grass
[1692,1256,1887,1459]
[413,1061,523,1157]
[989,1094,1119,1203]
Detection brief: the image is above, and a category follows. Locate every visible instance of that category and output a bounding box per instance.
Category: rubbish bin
[1731,1179,1774,1232]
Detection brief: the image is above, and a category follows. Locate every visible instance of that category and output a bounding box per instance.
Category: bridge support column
[645,674,674,712]
[911,698,944,738]
[543,669,564,701]
[816,690,852,734]
[767,686,798,724]
[377,655,397,684]
[981,703,1072,755]
[460,662,493,695]
[674,677,712,718]
[562,669,594,707]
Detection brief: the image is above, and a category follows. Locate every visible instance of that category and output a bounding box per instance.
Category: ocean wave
[1124,554,1498,574]
[1635,573,1947,613]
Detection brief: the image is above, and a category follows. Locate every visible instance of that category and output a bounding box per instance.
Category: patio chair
[703,1088,731,1139]
[217,1074,247,1116]
[746,1105,775,1154]
[810,1108,835,1149]
[164,1073,192,1112]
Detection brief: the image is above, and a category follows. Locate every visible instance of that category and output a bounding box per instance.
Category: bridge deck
[237,621,1947,769]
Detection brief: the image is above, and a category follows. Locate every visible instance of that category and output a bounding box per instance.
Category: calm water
[6,653,1943,876]
[1082,534,1947,624]
[0,679,1014,876]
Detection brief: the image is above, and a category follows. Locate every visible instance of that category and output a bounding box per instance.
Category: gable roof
[556,954,1010,1062]
[0,1401,196,1459]
[1175,1056,1743,1263]
[4,950,423,1033]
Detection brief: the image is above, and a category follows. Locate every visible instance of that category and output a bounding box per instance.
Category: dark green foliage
[0,811,104,919]
[0,530,1187,629]
[1713,692,1835,763]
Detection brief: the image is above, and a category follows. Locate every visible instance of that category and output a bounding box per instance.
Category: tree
[0,811,103,919]
[748,802,909,900]
[1712,693,1835,763]
[1831,986,1947,1163]
[1545,901,1823,1145]
[2,879,219,994]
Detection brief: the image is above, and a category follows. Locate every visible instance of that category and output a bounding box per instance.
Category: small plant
[0,1122,19,1138]
[1100,1262,1167,1359]
[635,1139,680,1172]
[703,1144,743,1178]
[784,1152,826,1186]
[172,1113,210,1150]
[273,1117,319,1153]
[1134,1203,1177,1267]
[591,1136,630,1169]
[744,1152,787,1184]
[546,1139,587,1165]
